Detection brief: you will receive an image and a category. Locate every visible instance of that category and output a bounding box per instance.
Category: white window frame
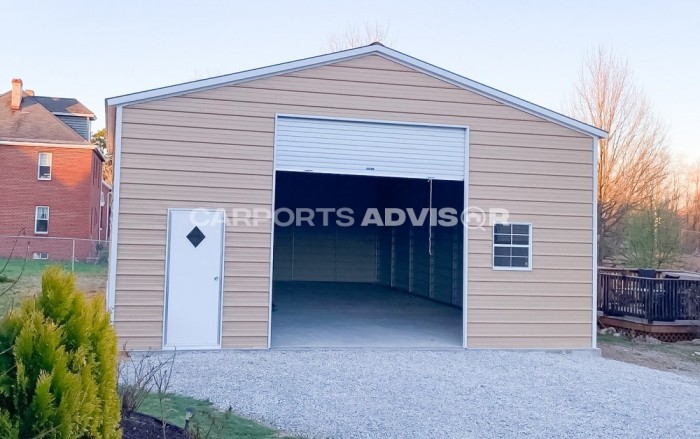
[35,206,49,234]
[492,222,532,271]
[37,152,52,180]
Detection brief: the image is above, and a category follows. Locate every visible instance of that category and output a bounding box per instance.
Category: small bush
[117,349,161,418]
[0,266,120,438]
[186,406,233,439]
[117,348,176,439]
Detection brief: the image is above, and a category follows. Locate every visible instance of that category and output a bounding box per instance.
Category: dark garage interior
[270,171,464,348]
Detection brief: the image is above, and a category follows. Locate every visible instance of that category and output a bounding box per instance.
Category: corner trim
[463,127,469,349]
[268,116,280,349]
[106,105,123,319]
[592,137,599,349]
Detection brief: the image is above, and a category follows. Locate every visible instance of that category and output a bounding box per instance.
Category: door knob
[214,276,219,281]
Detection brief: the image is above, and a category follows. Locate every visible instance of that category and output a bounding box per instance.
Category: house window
[32,252,48,260]
[35,206,49,234]
[38,153,52,180]
[493,223,532,270]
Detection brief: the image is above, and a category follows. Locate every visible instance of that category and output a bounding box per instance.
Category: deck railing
[598,273,700,323]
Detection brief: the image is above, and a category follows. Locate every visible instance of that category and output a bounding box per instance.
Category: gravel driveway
[166,350,700,438]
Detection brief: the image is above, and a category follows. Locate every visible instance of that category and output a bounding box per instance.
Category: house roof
[106,44,607,139]
[0,91,90,144]
[33,96,96,119]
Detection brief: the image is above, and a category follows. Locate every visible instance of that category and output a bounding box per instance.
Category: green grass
[597,334,635,346]
[139,393,301,438]
[0,258,107,278]
[0,259,108,315]
[598,333,700,363]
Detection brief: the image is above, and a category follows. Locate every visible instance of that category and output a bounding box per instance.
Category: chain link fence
[0,234,109,313]
[0,234,109,267]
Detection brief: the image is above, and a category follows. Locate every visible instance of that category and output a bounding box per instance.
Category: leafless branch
[323,22,392,53]
[566,46,670,262]
[0,229,30,299]
[152,350,176,439]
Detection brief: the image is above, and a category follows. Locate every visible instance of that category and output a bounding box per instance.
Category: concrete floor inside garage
[270,281,463,348]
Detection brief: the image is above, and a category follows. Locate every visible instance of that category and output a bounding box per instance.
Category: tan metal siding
[469,337,592,349]
[114,54,593,349]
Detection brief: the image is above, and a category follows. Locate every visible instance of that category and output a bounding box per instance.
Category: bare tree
[324,22,392,53]
[675,158,700,256]
[681,159,700,231]
[566,47,670,263]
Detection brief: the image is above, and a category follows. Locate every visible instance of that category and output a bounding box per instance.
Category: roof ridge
[106,45,607,138]
[32,95,96,118]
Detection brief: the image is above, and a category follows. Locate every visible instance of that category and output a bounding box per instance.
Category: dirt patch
[599,336,700,379]
[121,412,187,439]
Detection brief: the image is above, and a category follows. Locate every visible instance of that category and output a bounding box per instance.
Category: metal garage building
[106,44,606,351]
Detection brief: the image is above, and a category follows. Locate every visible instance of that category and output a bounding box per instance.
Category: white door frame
[163,208,225,350]
[462,128,469,349]
[269,114,470,349]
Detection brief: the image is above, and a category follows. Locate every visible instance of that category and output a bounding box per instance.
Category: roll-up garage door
[275,116,467,180]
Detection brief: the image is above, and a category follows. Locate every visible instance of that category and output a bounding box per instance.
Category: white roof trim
[0,140,93,149]
[0,140,105,161]
[106,45,607,139]
[52,111,96,119]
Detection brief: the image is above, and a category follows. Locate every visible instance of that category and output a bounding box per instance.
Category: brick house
[0,79,110,261]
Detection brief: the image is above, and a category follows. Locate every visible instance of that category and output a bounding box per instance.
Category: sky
[3,0,698,158]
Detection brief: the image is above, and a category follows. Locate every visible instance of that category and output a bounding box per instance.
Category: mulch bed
[121,412,188,439]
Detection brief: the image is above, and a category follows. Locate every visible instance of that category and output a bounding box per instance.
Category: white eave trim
[52,111,96,119]
[0,140,94,149]
[106,45,607,139]
[106,46,383,106]
[0,140,105,161]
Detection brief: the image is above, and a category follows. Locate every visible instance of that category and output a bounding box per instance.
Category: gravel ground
[163,350,700,438]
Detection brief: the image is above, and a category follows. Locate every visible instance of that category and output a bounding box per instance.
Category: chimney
[10,79,22,110]
[25,89,34,96]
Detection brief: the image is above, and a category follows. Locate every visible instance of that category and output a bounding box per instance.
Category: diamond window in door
[186,226,206,248]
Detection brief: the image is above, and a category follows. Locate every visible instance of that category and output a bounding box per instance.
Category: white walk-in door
[164,209,224,349]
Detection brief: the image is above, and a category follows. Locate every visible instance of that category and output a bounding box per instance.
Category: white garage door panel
[275,117,467,180]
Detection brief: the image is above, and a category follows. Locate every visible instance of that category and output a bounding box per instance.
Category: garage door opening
[270,171,464,348]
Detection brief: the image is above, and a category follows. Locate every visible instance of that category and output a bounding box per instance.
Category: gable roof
[0,91,90,144]
[106,44,607,138]
[33,96,95,119]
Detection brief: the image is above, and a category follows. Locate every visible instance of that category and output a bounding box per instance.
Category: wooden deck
[598,313,699,342]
